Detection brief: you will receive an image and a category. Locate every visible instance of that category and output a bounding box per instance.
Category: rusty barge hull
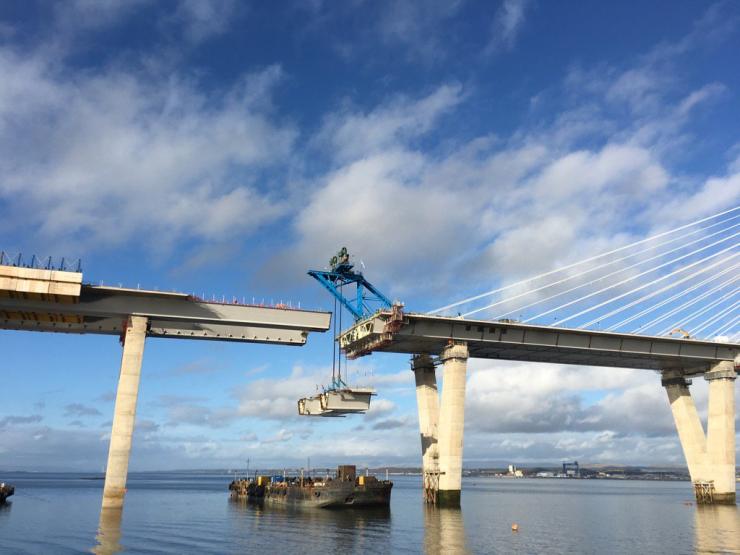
[232,481,392,508]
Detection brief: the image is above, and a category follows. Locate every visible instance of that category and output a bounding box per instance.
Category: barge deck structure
[229,465,392,508]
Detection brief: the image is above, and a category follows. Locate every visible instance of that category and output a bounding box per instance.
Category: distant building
[507,464,524,478]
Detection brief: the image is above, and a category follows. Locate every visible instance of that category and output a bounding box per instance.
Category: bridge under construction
[313,209,740,507]
[2,207,739,510]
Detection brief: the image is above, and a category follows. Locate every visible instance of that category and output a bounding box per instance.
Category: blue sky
[1,0,739,471]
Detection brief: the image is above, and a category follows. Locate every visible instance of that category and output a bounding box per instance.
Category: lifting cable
[331,296,337,384]
[338,287,343,383]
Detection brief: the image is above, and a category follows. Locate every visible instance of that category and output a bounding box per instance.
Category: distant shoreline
[2,465,717,483]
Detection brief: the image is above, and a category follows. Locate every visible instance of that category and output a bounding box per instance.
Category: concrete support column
[704,361,736,504]
[412,354,440,502]
[412,354,440,472]
[437,341,468,507]
[102,315,148,509]
[662,369,708,482]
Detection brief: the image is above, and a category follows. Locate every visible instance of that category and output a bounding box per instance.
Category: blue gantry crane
[308,247,393,321]
[298,248,389,417]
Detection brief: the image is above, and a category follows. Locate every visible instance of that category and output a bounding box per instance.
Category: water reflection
[92,507,123,555]
[227,497,392,553]
[694,504,740,554]
[423,506,468,555]
[0,500,11,517]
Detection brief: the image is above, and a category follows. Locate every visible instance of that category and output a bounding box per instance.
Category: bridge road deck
[0,265,331,344]
[339,311,739,374]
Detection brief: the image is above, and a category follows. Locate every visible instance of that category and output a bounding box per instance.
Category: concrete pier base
[412,354,441,503]
[102,316,148,509]
[436,342,468,508]
[704,361,736,504]
[662,362,737,505]
[436,490,462,507]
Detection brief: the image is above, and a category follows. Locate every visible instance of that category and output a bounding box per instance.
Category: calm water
[0,472,738,554]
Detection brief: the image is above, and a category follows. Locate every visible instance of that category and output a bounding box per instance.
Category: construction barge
[0,483,14,504]
[229,465,392,508]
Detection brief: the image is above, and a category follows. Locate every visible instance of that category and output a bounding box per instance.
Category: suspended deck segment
[339,308,739,374]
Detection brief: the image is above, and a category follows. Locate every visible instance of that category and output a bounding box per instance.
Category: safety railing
[0,251,82,272]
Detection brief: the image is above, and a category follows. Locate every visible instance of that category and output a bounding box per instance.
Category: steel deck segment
[339,312,740,373]
[0,284,331,332]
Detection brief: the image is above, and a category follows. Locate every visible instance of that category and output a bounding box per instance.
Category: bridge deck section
[0,265,330,345]
[339,311,739,373]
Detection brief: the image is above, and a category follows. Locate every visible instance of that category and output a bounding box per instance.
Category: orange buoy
[511,523,519,532]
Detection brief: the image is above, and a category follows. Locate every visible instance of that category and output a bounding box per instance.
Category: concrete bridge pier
[704,361,736,504]
[662,361,737,504]
[102,315,148,509]
[412,354,441,502]
[436,341,469,507]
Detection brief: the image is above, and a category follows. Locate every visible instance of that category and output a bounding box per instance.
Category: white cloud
[0,49,294,251]
[262,428,294,444]
[465,361,661,434]
[651,171,740,224]
[288,149,478,293]
[316,84,464,162]
[234,365,332,421]
[364,398,396,421]
[275,5,735,307]
[485,0,530,54]
[53,0,238,45]
[676,82,727,116]
[0,414,43,428]
[172,0,239,43]
[54,0,152,31]
[64,403,102,418]
[376,0,464,61]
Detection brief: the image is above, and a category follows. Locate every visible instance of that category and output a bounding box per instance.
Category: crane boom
[308,247,392,321]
